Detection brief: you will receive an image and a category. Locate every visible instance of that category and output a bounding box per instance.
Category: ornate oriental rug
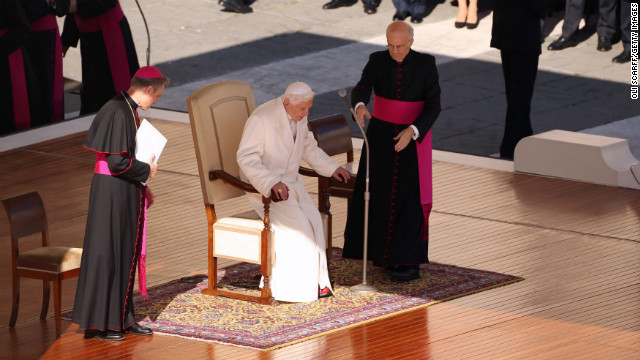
[73,248,523,350]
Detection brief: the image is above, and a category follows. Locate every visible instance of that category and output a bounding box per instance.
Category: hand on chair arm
[332,167,351,183]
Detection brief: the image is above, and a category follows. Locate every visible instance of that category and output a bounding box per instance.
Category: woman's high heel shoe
[455,8,467,29]
[466,22,478,29]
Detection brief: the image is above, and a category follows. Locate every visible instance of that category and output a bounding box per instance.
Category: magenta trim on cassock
[93,151,149,299]
[0,28,30,130]
[139,194,148,297]
[372,94,432,205]
[74,2,131,93]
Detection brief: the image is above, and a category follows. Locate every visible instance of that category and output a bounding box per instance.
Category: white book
[136,119,167,164]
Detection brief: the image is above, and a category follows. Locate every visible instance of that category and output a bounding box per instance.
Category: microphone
[339,88,358,119]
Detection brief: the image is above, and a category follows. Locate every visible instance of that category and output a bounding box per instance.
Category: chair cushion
[17,246,83,273]
[212,217,272,264]
[232,210,261,220]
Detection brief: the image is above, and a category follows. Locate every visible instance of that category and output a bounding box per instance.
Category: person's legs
[408,0,427,22]
[500,51,539,159]
[613,0,631,63]
[466,0,478,26]
[561,0,586,39]
[456,0,468,24]
[393,0,410,18]
[596,0,618,41]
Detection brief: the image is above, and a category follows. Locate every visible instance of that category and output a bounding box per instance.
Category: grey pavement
[51,0,640,159]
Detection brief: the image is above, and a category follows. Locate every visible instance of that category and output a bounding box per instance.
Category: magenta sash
[0,29,30,130]
[30,14,63,123]
[94,152,149,297]
[372,94,432,206]
[75,2,131,94]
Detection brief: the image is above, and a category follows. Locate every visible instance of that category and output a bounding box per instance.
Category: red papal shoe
[318,287,333,298]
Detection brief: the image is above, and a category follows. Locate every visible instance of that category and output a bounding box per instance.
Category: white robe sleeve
[301,127,340,177]
[237,113,280,198]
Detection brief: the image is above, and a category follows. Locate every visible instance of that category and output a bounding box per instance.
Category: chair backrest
[1,191,49,253]
[308,114,353,162]
[187,81,257,205]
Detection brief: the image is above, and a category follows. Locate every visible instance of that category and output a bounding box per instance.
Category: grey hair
[283,91,315,104]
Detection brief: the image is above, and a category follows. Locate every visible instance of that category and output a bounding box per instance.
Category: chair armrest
[209,170,259,194]
[298,166,321,178]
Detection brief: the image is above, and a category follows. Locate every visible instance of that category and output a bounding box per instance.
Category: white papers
[136,119,167,164]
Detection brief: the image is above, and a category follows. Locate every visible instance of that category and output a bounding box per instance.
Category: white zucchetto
[285,81,313,95]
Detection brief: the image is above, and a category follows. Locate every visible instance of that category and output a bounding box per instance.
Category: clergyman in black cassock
[490,0,547,159]
[0,0,44,135]
[72,66,168,341]
[61,0,139,115]
[23,0,68,127]
[343,21,441,282]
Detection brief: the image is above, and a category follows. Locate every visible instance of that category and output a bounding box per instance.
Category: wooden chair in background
[308,114,358,254]
[2,191,83,337]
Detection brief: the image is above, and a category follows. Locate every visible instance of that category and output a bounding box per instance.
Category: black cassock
[1,0,67,135]
[72,92,150,332]
[61,0,139,115]
[0,0,42,135]
[23,0,68,126]
[343,49,441,268]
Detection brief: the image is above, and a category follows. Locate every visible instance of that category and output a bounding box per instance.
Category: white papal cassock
[237,96,339,302]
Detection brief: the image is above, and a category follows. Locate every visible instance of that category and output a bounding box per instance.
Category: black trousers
[562,0,618,40]
[392,0,427,15]
[620,0,631,50]
[499,51,540,158]
[362,0,380,6]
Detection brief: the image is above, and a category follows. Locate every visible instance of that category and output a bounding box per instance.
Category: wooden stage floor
[1,119,639,359]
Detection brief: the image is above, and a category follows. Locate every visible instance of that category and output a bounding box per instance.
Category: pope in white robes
[237,82,351,302]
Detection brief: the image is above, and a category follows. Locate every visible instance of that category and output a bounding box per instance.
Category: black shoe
[410,16,423,24]
[612,49,631,64]
[391,265,420,281]
[454,21,466,28]
[322,0,357,9]
[466,22,477,29]
[597,36,612,52]
[96,330,125,341]
[126,323,153,336]
[220,0,252,13]
[384,265,399,273]
[364,3,377,14]
[547,36,578,51]
[393,11,409,20]
[83,329,98,339]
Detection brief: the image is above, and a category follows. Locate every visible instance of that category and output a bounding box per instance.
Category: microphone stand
[339,89,378,295]
[134,0,151,66]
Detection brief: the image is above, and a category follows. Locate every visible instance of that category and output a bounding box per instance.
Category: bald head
[386,21,414,40]
[386,21,414,62]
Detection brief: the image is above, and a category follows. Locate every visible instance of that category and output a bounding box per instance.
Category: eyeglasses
[387,43,408,51]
